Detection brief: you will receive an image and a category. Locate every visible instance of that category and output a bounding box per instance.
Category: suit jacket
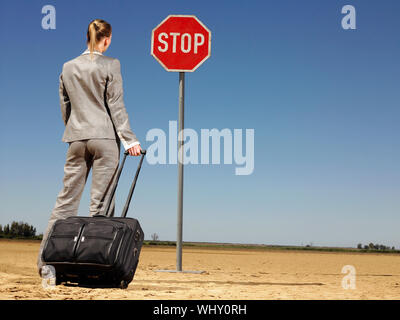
[59,49,140,150]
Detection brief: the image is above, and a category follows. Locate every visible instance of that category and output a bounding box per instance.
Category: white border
[151,15,212,72]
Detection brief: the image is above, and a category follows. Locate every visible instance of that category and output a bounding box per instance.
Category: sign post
[151,15,211,273]
[177,71,184,271]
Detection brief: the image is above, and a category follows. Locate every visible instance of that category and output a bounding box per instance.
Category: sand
[0,239,399,300]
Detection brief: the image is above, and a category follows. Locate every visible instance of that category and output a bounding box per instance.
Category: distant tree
[363,245,369,250]
[368,243,375,250]
[0,224,2,234]
[392,247,396,251]
[22,223,36,237]
[151,233,159,241]
[10,221,18,237]
[357,243,362,249]
[305,242,313,248]
[2,221,36,238]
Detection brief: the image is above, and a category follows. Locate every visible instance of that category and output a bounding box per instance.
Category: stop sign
[151,15,211,72]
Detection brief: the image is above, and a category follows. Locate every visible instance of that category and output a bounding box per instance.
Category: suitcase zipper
[72,224,86,260]
[113,227,133,266]
[82,235,115,241]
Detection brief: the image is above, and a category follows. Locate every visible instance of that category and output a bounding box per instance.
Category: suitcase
[42,149,146,289]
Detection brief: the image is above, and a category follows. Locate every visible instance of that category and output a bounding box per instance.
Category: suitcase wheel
[119,280,128,289]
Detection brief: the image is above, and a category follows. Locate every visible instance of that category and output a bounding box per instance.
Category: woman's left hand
[128,144,142,156]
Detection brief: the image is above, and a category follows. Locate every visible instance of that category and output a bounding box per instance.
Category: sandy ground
[0,239,399,300]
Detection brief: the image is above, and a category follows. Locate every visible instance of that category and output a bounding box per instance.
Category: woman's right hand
[128,144,142,156]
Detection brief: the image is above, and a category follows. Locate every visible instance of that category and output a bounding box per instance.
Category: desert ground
[0,239,399,300]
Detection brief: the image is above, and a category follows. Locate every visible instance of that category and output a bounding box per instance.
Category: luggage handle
[101,149,146,218]
[121,149,146,218]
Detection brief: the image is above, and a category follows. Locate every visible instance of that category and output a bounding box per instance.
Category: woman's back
[60,50,138,150]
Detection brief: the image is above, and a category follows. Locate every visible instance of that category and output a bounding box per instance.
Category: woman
[37,19,142,274]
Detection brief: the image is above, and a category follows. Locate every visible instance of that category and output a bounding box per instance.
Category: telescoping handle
[121,149,146,218]
[103,149,146,218]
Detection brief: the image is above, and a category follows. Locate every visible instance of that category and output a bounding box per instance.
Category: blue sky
[0,0,399,248]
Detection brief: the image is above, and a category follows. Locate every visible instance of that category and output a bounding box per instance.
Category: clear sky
[1,0,399,248]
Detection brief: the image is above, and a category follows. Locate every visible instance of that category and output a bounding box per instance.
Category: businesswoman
[37,19,142,274]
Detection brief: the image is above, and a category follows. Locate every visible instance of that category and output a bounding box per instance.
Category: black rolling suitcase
[42,149,146,289]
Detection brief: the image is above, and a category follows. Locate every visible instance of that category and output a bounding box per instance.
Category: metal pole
[177,72,185,271]
[154,72,203,274]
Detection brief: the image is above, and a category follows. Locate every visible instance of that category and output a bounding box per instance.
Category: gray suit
[60,50,139,149]
[37,50,140,273]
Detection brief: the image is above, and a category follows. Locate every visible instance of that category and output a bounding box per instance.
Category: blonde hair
[86,19,112,60]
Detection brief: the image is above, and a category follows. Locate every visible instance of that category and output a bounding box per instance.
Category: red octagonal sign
[151,15,211,72]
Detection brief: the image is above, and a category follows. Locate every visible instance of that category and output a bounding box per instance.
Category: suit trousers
[37,139,120,272]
